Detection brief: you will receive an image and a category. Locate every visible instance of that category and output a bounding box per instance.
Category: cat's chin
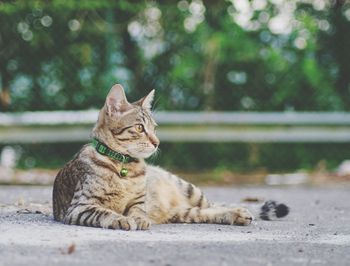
[128,149,157,159]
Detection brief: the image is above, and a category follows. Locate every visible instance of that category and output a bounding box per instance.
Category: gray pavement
[0,185,350,266]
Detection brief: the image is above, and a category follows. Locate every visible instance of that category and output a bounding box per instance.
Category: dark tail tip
[259,200,290,220]
[275,203,289,218]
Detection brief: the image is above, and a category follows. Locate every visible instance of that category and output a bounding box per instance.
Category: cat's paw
[229,207,253,226]
[103,216,137,230]
[133,216,152,230]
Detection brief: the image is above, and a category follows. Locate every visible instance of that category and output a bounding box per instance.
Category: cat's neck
[84,144,146,178]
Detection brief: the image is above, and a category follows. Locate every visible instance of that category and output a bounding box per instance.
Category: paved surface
[0,185,350,266]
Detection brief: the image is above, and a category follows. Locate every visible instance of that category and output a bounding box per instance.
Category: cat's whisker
[148,148,161,163]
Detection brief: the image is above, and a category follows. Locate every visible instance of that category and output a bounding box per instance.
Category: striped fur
[53,84,288,230]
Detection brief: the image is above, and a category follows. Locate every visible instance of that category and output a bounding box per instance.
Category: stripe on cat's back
[187,183,194,198]
[197,193,204,208]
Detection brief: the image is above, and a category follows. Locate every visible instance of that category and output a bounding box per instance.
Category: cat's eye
[135,124,145,133]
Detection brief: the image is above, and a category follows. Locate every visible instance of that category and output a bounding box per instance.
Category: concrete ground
[0,185,350,266]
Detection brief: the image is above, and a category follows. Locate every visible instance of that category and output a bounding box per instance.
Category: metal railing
[1,110,350,143]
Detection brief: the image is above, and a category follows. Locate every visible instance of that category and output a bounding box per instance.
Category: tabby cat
[53,84,289,230]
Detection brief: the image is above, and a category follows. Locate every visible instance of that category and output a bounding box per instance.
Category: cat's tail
[252,200,290,221]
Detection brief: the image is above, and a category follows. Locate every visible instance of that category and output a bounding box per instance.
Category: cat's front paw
[230,207,253,226]
[104,216,137,230]
[132,216,152,230]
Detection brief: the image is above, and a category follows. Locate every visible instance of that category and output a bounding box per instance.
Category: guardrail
[1,110,350,143]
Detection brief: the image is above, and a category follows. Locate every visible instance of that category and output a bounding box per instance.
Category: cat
[53,84,289,230]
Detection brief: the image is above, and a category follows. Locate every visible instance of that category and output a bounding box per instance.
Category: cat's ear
[134,89,155,110]
[105,84,131,115]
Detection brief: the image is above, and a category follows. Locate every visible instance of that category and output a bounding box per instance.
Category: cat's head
[92,84,159,159]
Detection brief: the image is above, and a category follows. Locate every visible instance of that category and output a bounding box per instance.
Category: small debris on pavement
[241,197,264,203]
[16,208,43,214]
[16,209,31,214]
[68,243,76,254]
[60,243,76,255]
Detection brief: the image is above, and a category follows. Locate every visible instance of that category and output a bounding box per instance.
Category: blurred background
[1,0,350,186]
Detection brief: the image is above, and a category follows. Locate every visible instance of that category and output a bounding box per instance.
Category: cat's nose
[150,137,159,148]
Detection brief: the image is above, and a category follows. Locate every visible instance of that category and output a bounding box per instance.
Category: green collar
[91,138,136,164]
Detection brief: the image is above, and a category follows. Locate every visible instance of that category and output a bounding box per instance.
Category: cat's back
[52,144,93,221]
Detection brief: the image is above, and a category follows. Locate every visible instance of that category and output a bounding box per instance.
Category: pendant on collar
[120,168,128,177]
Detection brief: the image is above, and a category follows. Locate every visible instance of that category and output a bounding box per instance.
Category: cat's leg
[63,203,137,230]
[161,175,252,225]
[123,200,152,230]
[173,176,211,209]
[174,178,253,225]
[170,206,253,226]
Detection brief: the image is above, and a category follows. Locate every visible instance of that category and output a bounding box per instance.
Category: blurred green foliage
[1,0,350,171]
[1,0,350,111]
[9,142,350,172]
